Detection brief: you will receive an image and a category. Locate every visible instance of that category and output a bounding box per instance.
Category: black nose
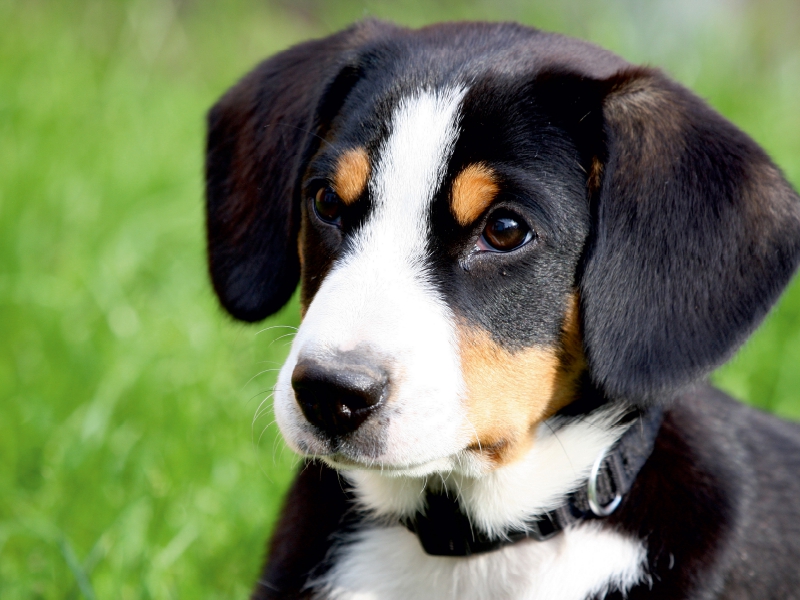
[291,354,388,437]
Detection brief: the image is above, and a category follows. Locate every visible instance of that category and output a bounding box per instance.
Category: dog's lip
[321,452,455,475]
[323,452,404,470]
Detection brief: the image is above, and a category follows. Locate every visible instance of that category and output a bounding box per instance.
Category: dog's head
[206,21,800,477]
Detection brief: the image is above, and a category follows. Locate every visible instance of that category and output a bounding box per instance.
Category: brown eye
[313,186,343,225]
[479,211,533,252]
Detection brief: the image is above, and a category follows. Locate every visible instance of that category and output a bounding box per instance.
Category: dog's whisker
[242,369,281,391]
[252,401,274,423]
[245,386,278,407]
[266,331,297,349]
[543,420,575,476]
[271,427,282,466]
[257,423,273,446]
[255,324,299,337]
[252,398,276,426]
[251,391,276,423]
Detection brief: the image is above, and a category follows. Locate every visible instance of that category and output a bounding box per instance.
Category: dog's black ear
[580,67,800,403]
[205,21,394,321]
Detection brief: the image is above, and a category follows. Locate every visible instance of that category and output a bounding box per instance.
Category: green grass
[1,0,799,597]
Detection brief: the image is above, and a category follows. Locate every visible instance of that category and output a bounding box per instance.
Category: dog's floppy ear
[205,21,393,321]
[580,67,800,403]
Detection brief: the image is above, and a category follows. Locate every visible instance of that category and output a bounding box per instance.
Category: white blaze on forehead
[274,87,471,470]
[334,86,467,347]
[366,86,466,258]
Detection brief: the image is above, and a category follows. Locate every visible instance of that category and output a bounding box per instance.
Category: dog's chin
[320,453,461,478]
[283,428,469,478]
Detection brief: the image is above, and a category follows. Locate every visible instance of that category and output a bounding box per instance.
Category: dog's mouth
[291,424,465,477]
[321,452,458,478]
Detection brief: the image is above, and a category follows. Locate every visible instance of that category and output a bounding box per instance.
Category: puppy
[205,20,800,600]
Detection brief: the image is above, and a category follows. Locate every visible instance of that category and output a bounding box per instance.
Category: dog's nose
[291,354,388,437]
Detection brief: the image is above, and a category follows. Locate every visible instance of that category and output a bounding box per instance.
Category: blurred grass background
[1,0,799,597]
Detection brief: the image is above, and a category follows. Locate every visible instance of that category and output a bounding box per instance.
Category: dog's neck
[344,403,634,539]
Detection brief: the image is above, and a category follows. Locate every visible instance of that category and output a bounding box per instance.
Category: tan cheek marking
[460,293,585,466]
[333,148,370,205]
[450,163,500,227]
[297,219,309,317]
[587,155,603,197]
[555,293,587,408]
[459,328,560,465]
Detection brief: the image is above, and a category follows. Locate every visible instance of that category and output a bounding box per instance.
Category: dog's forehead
[314,80,515,219]
[314,74,592,240]
[330,87,468,273]
[330,75,509,153]
[370,87,466,204]
[312,83,472,225]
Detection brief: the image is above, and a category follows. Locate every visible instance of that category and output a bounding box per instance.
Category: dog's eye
[313,186,343,225]
[478,210,534,252]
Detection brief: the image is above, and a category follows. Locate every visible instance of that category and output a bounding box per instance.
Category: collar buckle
[587,450,623,517]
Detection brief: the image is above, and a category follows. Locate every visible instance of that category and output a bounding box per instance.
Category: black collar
[403,408,663,556]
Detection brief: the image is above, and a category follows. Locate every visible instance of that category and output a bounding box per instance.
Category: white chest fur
[313,522,646,600]
[310,407,648,599]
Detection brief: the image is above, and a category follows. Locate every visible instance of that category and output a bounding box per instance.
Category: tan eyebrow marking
[333,147,370,205]
[450,163,500,226]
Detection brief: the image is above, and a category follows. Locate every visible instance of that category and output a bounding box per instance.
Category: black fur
[602,386,800,599]
[252,461,355,600]
[582,70,800,403]
[204,20,800,600]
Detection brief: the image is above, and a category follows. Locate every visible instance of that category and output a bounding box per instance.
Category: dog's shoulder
[610,385,800,599]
